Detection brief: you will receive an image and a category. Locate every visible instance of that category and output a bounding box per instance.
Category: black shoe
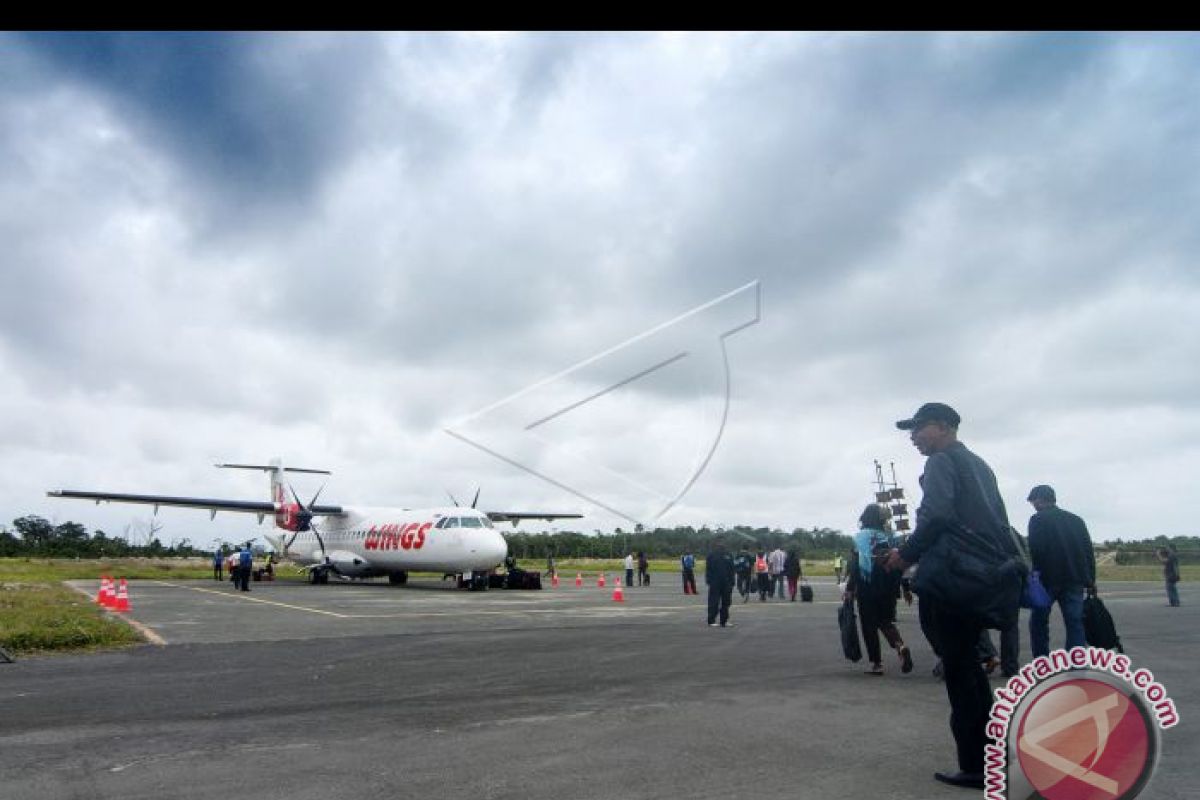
[934,771,984,789]
[899,646,913,674]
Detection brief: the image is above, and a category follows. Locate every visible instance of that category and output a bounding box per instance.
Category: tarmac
[0,575,1194,800]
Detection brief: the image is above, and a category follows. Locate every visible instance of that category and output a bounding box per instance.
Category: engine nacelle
[326,550,372,578]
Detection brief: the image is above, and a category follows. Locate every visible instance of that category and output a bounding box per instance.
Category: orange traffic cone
[551,572,560,588]
[575,572,583,588]
[95,575,112,606]
[112,578,131,612]
[102,576,117,608]
[597,572,606,588]
[612,578,625,603]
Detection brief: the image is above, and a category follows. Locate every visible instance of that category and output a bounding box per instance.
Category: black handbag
[913,524,1027,629]
[839,597,862,662]
[912,448,1028,629]
[1083,590,1124,653]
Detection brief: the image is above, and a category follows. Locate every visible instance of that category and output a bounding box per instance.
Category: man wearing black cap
[884,402,1014,790]
[1027,484,1095,657]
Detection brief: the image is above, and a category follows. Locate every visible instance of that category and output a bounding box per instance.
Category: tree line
[504,524,856,561]
[2,514,1196,563]
[0,515,207,558]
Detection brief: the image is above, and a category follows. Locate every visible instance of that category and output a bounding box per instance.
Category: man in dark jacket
[705,537,736,627]
[733,545,753,602]
[884,402,1014,791]
[1027,485,1095,657]
[1159,546,1181,606]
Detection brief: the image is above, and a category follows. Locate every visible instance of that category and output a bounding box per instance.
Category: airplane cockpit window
[445,518,461,528]
[434,518,448,528]
[481,517,494,529]
[462,516,483,528]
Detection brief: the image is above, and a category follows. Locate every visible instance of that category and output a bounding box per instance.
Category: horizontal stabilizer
[216,463,331,475]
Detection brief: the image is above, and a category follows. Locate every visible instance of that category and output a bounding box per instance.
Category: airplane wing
[47,490,343,517]
[485,511,583,526]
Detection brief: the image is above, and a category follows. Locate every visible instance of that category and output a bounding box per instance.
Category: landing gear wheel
[388,571,408,586]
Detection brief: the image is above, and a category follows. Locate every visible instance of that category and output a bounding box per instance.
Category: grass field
[0,558,213,656]
[0,582,143,655]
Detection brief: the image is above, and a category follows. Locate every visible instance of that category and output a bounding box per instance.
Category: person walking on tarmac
[681,551,698,595]
[705,537,736,627]
[784,548,803,601]
[624,552,635,588]
[769,545,787,601]
[213,547,223,581]
[637,551,650,586]
[883,402,1015,791]
[734,545,754,602]
[237,544,253,592]
[754,549,770,602]
[1027,484,1096,657]
[845,504,913,676]
[834,553,845,584]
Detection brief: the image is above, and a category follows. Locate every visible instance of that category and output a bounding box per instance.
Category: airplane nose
[487,532,508,567]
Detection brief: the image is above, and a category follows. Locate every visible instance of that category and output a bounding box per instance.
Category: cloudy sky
[3,31,1198,550]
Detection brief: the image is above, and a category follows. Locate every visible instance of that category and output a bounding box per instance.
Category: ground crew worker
[681,552,697,595]
[834,553,845,583]
[213,547,223,581]
[237,545,253,592]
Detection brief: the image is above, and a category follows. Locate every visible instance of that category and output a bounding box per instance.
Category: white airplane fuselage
[268,506,509,579]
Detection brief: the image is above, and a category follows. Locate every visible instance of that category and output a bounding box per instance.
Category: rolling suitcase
[800,581,814,603]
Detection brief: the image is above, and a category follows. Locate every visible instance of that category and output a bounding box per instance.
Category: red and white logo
[1015,677,1155,799]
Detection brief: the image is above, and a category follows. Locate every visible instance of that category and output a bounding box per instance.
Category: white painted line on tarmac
[65,582,167,645]
[150,580,351,618]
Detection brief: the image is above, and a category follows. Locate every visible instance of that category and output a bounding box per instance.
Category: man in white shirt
[768,546,787,600]
[624,553,635,587]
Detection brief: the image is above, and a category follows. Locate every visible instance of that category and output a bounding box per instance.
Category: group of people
[699,541,806,627]
[874,401,1151,791]
[212,544,262,592]
[730,544,804,603]
[707,401,1174,792]
[622,551,651,587]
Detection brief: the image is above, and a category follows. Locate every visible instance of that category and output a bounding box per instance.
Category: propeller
[446,488,481,508]
[283,483,329,565]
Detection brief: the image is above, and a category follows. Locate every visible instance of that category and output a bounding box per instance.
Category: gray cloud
[3,32,1199,547]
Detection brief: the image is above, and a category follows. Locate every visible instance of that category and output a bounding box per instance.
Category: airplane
[48,459,582,588]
